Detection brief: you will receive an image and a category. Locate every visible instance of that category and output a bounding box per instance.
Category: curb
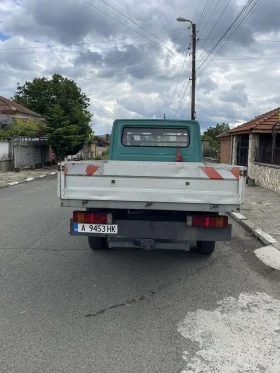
[229,212,280,247]
[1,171,57,189]
[229,212,280,270]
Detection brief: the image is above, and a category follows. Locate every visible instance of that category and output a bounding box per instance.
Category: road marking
[178,292,280,372]
[49,172,56,175]
[40,175,46,178]
[8,181,19,186]
[25,178,34,182]
[255,245,280,270]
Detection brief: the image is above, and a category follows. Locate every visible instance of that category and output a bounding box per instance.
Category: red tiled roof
[229,107,280,134]
[217,131,230,139]
[0,96,42,118]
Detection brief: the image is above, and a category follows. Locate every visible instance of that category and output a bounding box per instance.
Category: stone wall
[249,162,280,193]
[232,136,237,164]
[247,133,259,174]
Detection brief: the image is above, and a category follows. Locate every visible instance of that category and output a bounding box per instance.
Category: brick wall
[219,137,231,164]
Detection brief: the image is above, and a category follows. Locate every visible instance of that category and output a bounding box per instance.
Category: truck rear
[59,119,246,255]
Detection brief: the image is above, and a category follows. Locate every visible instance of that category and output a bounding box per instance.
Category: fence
[0,137,52,172]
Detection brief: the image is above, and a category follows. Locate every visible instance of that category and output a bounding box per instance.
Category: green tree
[0,119,45,141]
[45,104,86,160]
[13,74,93,159]
[202,123,230,155]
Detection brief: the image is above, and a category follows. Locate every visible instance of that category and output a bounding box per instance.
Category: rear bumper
[70,219,232,242]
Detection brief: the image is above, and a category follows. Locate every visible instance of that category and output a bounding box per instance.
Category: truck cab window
[122,127,189,147]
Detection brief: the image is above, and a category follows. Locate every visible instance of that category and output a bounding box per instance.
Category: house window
[236,135,249,166]
[256,133,280,166]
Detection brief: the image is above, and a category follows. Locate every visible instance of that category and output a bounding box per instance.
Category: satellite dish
[0,114,14,129]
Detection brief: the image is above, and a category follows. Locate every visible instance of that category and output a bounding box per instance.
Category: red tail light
[73,211,108,224]
[189,215,228,228]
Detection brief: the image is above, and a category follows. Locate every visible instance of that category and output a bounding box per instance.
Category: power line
[173,81,192,119]
[197,0,258,73]
[0,31,187,55]
[170,30,192,101]
[212,0,262,58]
[198,0,233,52]
[0,45,152,55]
[0,28,184,51]
[197,0,214,27]
[94,0,170,45]
[170,53,191,103]
[197,0,216,29]
[81,0,177,55]
[77,61,184,81]
[192,0,204,22]
[215,56,280,60]
[198,0,262,75]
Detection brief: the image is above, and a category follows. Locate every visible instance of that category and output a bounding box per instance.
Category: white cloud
[0,0,279,134]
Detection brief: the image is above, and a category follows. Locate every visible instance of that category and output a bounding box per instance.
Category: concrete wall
[0,141,10,159]
[12,138,51,169]
[0,139,52,170]
[219,137,231,164]
[0,159,13,172]
[13,143,42,168]
[249,163,280,193]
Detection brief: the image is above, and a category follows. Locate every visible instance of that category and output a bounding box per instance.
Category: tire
[196,241,216,255]
[88,236,108,250]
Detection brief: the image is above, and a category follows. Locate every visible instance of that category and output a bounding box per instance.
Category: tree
[13,74,93,159]
[0,119,45,141]
[202,123,230,155]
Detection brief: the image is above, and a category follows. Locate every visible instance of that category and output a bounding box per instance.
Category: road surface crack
[85,292,155,318]
[85,257,217,318]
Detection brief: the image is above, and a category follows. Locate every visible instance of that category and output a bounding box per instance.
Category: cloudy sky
[0,0,279,134]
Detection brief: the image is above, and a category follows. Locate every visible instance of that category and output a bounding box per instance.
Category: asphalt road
[1,177,280,373]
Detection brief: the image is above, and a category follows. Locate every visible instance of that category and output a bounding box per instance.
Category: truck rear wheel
[196,241,216,255]
[88,236,108,250]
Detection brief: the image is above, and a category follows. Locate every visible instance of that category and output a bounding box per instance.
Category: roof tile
[229,107,280,134]
[0,96,42,118]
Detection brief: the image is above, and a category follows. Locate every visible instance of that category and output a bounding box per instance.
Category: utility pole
[191,23,196,120]
[177,17,197,120]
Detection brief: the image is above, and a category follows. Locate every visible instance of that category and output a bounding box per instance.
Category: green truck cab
[109,119,203,162]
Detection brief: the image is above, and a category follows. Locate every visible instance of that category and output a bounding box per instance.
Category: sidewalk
[0,166,57,188]
[231,184,280,270]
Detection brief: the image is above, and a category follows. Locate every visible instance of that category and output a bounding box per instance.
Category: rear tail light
[187,215,228,228]
[73,211,109,224]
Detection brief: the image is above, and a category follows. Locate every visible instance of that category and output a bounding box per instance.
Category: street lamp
[177,17,196,120]
[176,17,192,24]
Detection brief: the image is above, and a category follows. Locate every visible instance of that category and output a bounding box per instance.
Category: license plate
[73,223,118,234]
